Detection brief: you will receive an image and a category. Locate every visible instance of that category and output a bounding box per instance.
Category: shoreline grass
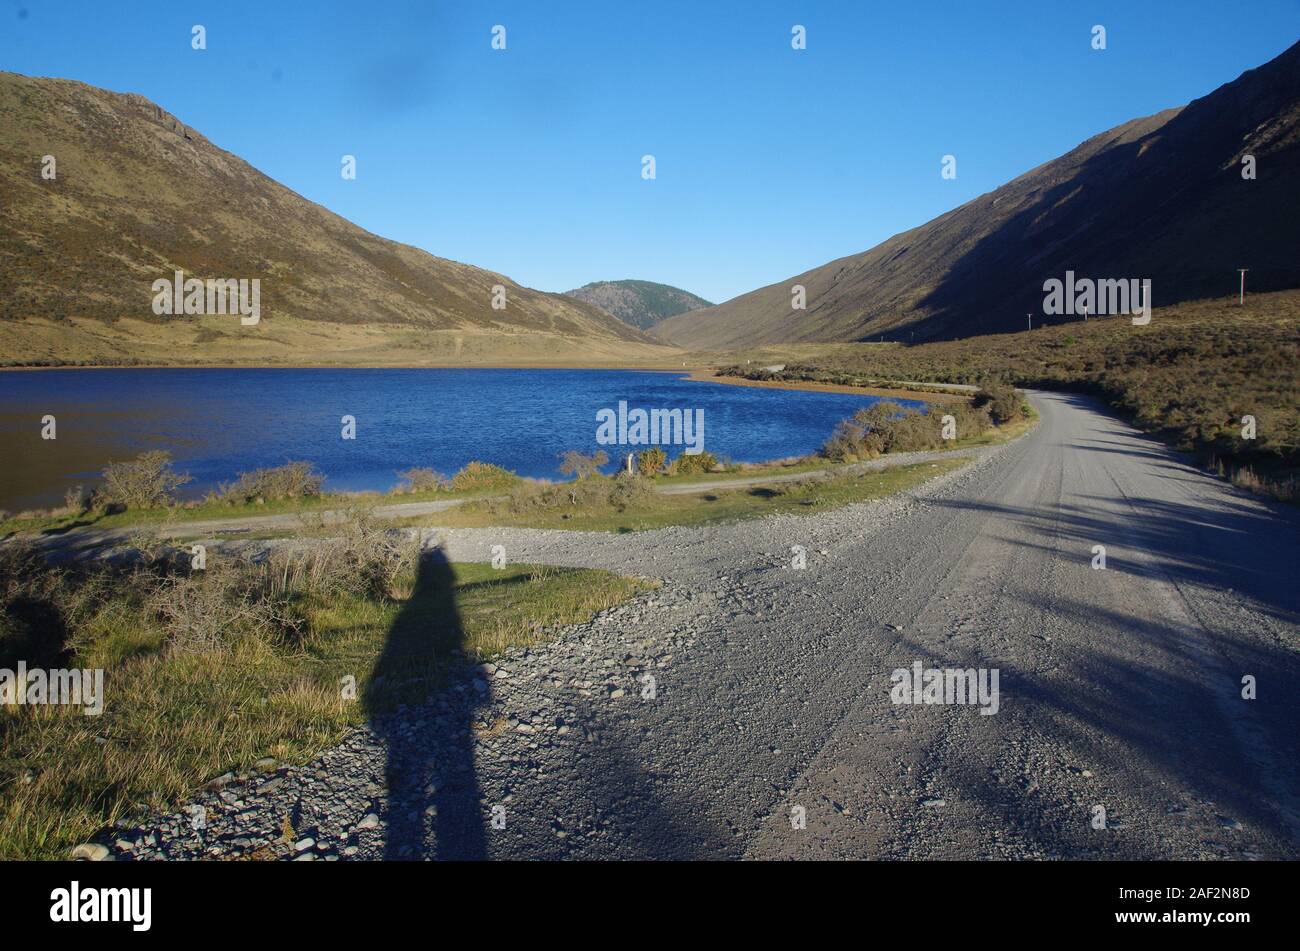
[416,457,972,533]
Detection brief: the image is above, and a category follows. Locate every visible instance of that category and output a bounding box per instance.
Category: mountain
[563,280,712,331]
[0,72,668,365]
[657,40,1300,349]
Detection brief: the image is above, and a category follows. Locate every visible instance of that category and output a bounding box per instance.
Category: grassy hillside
[564,280,712,331]
[0,72,672,366]
[716,290,1300,495]
[659,40,1300,348]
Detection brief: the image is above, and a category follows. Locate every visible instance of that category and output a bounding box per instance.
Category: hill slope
[564,280,712,331]
[0,72,666,365]
[658,40,1300,349]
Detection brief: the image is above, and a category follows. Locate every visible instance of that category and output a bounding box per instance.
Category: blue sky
[3,0,1296,303]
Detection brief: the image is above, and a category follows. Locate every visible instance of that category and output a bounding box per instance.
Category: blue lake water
[0,368,925,510]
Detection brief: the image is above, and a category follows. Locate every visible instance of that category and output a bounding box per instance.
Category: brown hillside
[658,40,1300,348]
[0,71,658,363]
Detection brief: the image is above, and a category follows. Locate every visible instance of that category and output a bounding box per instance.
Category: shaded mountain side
[0,71,651,355]
[657,40,1300,348]
[564,280,712,331]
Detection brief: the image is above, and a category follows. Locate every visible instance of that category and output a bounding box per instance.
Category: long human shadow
[364,547,488,860]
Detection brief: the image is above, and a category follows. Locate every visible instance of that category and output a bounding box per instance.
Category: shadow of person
[363,546,489,860]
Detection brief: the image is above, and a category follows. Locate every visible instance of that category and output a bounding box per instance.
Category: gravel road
[110,390,1299,860]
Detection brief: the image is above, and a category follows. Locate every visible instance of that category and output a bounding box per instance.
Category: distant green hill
[564,280,712,331]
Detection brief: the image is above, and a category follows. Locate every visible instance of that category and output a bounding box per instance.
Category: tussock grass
[0,531,648,860]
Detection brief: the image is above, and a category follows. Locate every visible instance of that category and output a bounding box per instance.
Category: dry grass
[0,531,649,860]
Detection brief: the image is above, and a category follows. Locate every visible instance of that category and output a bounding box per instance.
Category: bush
[667,451,719,476]
[219,461,324,505]
[394,467,449,493]
[973,383,1023,424]
[493,473,656,515]
[607,473,656,510]
[263,512,421,603]
[449,461,519,493]
[96,451,191,509]
[63,485,87,515]
[150,562,306,654]
[637,447,667,477]
[558,449,609,480]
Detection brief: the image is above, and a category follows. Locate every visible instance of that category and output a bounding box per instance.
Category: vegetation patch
[0,525,648,860]
[426,458,969,533]
[718,291,1300,501]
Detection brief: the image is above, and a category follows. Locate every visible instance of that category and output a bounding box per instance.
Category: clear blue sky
[3,0,1296,303]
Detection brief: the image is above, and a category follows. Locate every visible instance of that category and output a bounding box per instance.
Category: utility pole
[1238,268,1249,305]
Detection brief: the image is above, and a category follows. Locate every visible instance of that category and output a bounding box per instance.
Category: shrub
[637,447,667,477]
[263,513,421,603]
[558,449,609,480]
[449,461,520,493]
[150,562,306,654]
[63,485,87,515]
[820,401,967,460]
[494,473,655,515]
[607,473,656,510]
[972,383,1023,425]
[394,467,449,493]
[219,461,324,504]
[97,450,191,509]
[667,451,718,476]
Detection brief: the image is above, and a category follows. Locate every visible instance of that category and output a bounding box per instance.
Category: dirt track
[114,390,1299,860]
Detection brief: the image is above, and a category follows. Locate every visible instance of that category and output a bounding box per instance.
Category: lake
[0,368,926,511]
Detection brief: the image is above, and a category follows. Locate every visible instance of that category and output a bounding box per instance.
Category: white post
[1027,313,1033,332]
[1238,268,1248,305]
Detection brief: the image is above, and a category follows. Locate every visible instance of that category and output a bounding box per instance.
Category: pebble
[70,843,110,861]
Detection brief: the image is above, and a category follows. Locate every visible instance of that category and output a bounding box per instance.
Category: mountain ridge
[563,279,712,331]
[0,71,663,364]
[657,40,1300,348]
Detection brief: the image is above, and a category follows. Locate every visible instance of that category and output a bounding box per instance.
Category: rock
[254,757,278,772]
[293,837,316,852]
[70,842,110,861]
[356,813,380,831]
[921,798,946,808]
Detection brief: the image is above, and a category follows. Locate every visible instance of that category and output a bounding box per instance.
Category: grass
[0,484,494,538]
[716,290,1300,500]
[0,552,650,861]
[418,457,972,533]
[2,407,1029,540]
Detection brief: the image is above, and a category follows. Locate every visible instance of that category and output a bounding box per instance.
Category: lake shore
[683,367,969,404]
